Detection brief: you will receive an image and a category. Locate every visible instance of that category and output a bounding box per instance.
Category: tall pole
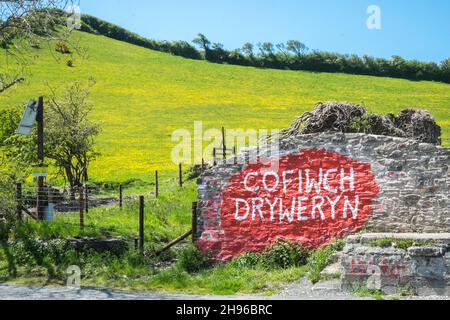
[36,96,45,221]
[155,170,159,198]
[84,167,88,214]
[16,182,22,221]
[222,126,226,162]
[79,186,84,230]
[119,184,123,209]
[192,202,198,243]
[139,196,145,253]
[84,184,89,214]
[179,163,183,188]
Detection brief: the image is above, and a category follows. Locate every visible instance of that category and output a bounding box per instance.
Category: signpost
[16,97,46,221]
[36,97,45,220]
[16,100,38,135]
[32,165,48,177]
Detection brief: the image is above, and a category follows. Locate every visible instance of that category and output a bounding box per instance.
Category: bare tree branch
[0,76,24,93]
[0,0,77,93]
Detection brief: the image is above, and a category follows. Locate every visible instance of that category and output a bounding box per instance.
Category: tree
[258,42,275,57]
[3,80,100,196]
[242,42,254,58]
[286,40,308,56]
[441,58,450,82]
[45,80,99,195]
[209,42,227,62]
[0,0,75,94]
[192,33,211,57]
[168,40,202,60]
[276,43,290,62]
[0,171,15,235]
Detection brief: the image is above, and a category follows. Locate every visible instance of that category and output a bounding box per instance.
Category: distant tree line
[81,15,450,84]
[81,15,202,60]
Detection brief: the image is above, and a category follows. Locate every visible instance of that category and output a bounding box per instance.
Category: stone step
[311,279,342,292]
[320,262,342,278]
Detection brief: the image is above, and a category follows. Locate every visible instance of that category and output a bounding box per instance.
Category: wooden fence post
[79,186,84,230]
[47,185,53,218]
[16,182,22,221]
[139,196,144,253]
[119,184,123,209]
[222,126,227,162]
[257,142,260,162]
[155,170,159,198]
[192,202,198,243]
[179,163,183,188]
[84,184,89,214]
[36,96,45,221]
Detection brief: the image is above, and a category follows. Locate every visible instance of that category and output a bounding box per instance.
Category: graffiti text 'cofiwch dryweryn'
[234,167,359,223]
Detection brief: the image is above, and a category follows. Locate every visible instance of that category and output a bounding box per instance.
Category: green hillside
[1,30,450,182]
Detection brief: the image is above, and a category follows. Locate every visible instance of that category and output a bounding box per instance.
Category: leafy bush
[307,239,345,283]
[176,245,210,273]
[264,239,309,269]
[55,41,70,54]
[9,238,70,266]
[328,238,345,252]
[66,58,74,67]
[0,173,16,232]
[229,252,264,269]
[230,239,309,270]
[80,15,202,60]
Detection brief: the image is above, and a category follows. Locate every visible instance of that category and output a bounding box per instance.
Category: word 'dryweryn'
[234,167,359,223]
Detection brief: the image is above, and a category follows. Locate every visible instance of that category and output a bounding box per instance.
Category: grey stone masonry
[341,233,450,296]
[197,133,450,239]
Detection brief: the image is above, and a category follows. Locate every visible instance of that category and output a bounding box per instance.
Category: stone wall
[341,233,450,295]
[196,133,450,261]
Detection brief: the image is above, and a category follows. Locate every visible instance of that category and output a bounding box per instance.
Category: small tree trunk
[69,185,76,201]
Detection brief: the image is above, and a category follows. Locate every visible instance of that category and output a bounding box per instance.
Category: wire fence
[19,185,113,215]
[14,161,211,222]
[10,145,230,250]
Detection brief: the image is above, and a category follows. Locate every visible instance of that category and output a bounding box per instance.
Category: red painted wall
[197,149,380,261]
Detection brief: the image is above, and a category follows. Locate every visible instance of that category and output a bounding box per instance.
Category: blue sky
[80,0,450,63]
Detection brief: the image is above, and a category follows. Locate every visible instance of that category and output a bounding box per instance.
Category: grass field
[1,30,450,183]
[0,179,309,295]
[3,26,447,295]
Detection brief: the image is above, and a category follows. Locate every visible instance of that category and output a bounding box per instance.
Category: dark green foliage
[80,15,202,60]
[176,245,210,273]
[0,106,21,147]
[367,238,433,250]
[0,173,16,229]
[264,239,309,269]
[229,252,264,269]
[230,239,309,270]
[66,58,74,67]
[78,15,450,84]
[184,164,211,181]
[307,239,345,283]
[1,237,76,280]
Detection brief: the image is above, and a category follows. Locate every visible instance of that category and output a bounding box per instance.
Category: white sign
[16,100,38,136]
